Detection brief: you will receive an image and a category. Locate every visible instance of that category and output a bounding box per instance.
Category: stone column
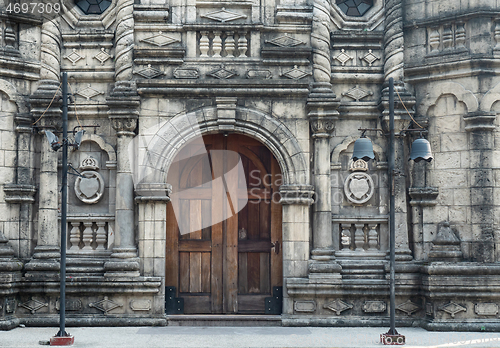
[307,0,340,273]
[463,112,497,262]
[379,0,415,261]
[24,18,62,275]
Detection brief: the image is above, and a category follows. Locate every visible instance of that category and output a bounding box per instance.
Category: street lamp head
[352,136,375,162]
[73,130,85,149]
[45,130,62,151]
[410,138,433,162]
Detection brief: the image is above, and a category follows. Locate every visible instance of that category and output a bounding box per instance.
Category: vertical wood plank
[247,252,260,293]
[179,252,190,293]
[247,202,260,240]
[179,199,190,240]
[165,201,179,291]
[238,253,248,293]
[211,135,224,313]
[260,252,270,293]
[260,199,270,240]
[201,199,211,240]
[201,252,211,293]
[189,252,202,292]
[190,200,202,240]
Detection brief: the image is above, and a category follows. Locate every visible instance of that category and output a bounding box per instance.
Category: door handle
[271,241,280,255]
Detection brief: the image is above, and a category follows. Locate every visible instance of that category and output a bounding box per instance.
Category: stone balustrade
[197,30,249,58]
[67,215,114,256]
[333,216,388,258]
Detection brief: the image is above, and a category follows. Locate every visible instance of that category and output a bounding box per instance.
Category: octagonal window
[336,0,374,17]
[75,0,111,15]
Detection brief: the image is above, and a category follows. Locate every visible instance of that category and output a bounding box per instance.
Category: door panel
[166,134,282,314]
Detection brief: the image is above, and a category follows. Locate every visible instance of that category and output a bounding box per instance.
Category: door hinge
[265,286,282,315]
[165,286,184,314]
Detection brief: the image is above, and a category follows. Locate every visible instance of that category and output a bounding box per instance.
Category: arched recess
[79,133,117,167]
[132,106,309,188]
[417,81,478,116]
[480,82,500,112]
[0,79,25,113]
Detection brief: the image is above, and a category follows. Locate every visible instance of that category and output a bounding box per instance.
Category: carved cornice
[107,82,140,136]
[409,187,439,206]
[3,184,37,204]
[463,111,497,132]
[279,185,314,205]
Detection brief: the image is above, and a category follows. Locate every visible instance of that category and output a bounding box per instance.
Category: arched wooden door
[166,134,282,314]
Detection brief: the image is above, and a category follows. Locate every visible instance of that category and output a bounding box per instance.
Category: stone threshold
[167,315,282,327]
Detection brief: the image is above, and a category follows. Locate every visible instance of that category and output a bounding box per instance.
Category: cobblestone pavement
[2,326,500,348]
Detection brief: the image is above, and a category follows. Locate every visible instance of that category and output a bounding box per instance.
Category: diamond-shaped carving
[439,302,466,318]
[265,34,305,48]
[140,32,181,47]
[333,49,354,66]
[323,299,353,315]
[93,48,113,65]
[64,49,85,65]
[207,65,238,79]
[89,296,122,315]
[342,85,373,101]
[134,64,164,79]
[280,65,311,80]
[19,299,48,314]
[396,300,421,316]
[360,49,380,66]
[201,8,247,23]
[75,84,104,100]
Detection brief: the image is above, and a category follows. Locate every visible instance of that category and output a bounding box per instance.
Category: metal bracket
[264,286,282,315]
[165,286,184,314]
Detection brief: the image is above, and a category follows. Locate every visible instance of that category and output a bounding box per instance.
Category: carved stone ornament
[396,300,421,316]
[333,49,353,66]
[438,302,466,318]
[246,69,272,79]
[310,117,335,135]
[130,299,152,311]
[111,117,137,134]
[265,34,305,48]
[173,67,200,79]
[280,65,311,80]
[19,299,48,314]
[93,48,113,65]
[140,32,180,47]
[349,159,368,172]
[323,299,353,315]
[344,172,374,205]
[75,84,104,101]
[342,85,373,101]
[134,64,164,79]
[64,49,85,65]
[207,65,238,79]
[75,171,105,204]
[201,8,247,23]
[89,296,122,315]
[362,301,386,313]
[56,299,83,311]
[294,301,317,313]
[474,303,499,316]
[359,49,380,66]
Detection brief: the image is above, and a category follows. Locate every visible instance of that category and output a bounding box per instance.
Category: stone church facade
[1,0,500,330]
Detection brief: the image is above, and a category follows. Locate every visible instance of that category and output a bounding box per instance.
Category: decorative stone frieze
[294,301,317,313]
[474,303,498,316]
[396,300,421,316]
[408,187,439,206]
[439,302,466,318]
[309,116,335,138]
[362,301,386,313]
[323,299,353,315]
[279,185,314,205]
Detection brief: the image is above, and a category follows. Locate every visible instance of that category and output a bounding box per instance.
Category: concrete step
[167,315,282,326]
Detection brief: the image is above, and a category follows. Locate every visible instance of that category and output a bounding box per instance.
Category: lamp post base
[381,333,405,345]
[50,335,74,346]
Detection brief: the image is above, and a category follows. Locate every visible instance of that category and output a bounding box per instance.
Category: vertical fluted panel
[40,19,61,82]
[311,0,332,85]
[114,0,135,82]
[383,0,404,82]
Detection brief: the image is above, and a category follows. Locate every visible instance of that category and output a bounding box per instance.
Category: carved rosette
[310,116,335,138]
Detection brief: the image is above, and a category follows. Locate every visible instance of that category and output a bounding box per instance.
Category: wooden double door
[166,134,282,314]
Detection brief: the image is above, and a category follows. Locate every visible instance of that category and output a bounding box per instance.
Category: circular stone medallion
[344,172,374,205]
[75,171,105,204]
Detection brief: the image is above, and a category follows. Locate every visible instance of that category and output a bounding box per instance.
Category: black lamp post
[351,77,432,345]
[44,72,83,346]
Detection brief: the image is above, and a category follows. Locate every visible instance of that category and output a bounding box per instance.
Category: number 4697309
[6,1,61,14]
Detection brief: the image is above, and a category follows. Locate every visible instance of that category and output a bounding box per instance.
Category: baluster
[4,21,17,49]
[341,223,351,250]
[494,20,500,48]
[200,31,210,57]
[429,28,440,52]
[442,25,453,49]
[455,22,466,48]
[367,224,378,250]
[354,223,365,251]
[95,222,107,250]
[213,31,222,57]
[225,31,235,58]
[69,222,81,250]
[238,31,248,58]
[82,221,93,250]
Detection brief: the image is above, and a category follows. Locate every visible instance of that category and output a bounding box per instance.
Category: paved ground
[2,326,500,348]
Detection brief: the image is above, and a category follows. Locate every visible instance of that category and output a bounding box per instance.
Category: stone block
[153,239,166,259]
[453,188,470,206]
[153,258,165,277]
[435,115,461,133]
[283,222,309,242]
[433,152,461,169]
[283,241,309,261]
[143,257,154,276]
[440,133,468,152]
